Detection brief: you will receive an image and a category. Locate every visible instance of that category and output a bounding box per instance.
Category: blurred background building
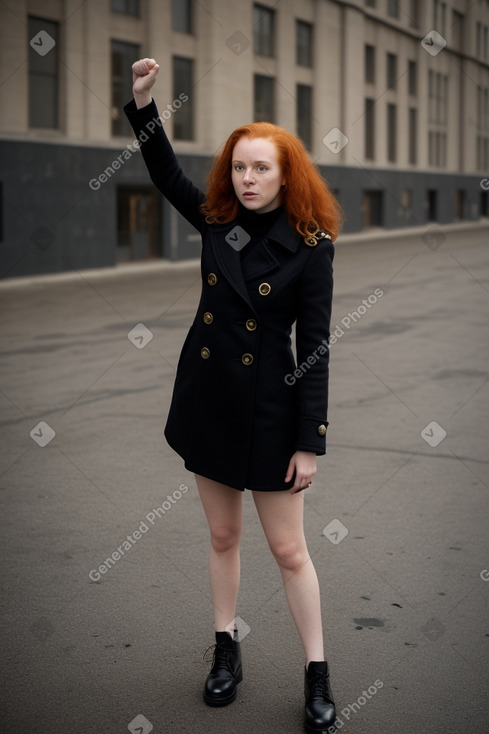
[0,0,488,276]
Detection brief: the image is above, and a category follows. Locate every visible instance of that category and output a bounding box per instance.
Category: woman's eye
[234,165,244,171]
[257,166,267,172]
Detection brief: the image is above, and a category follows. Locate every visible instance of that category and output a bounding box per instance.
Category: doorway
[116,186,161,261]
[362,190,384,228]
[427,189,437,222]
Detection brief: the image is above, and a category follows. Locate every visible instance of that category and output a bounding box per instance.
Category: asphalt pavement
[1,221,489,734]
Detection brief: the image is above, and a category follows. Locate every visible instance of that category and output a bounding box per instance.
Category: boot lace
[309,672,334,704]
[203,643,233,671]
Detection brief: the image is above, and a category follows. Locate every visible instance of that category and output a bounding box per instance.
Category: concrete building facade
[0,0,488,276]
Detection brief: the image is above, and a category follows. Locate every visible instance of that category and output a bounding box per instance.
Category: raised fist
[132,58,160,96]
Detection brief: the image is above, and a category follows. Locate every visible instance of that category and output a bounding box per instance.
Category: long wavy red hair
[201,122,343,241]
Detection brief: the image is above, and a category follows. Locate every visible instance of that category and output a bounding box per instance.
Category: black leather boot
[304,660,336,733]
[203,630,243,707]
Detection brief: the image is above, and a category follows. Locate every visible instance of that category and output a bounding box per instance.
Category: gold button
[317,424,327,436]
[318,231,332,240]
[203,312,213,324]
[207,272,217,286]
[242,353,253,365]
[258,282,271,296]
[201,347,210,359]
[245,319,257,331]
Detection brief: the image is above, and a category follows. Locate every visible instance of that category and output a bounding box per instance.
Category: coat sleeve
[294,240,335,455]
[123,98,206,233]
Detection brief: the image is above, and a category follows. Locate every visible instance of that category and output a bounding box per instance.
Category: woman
[125,58,342,734]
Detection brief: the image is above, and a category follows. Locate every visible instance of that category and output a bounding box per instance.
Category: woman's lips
[243,192,257,198]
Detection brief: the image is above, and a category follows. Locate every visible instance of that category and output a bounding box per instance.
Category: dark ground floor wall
[1,139,487,278]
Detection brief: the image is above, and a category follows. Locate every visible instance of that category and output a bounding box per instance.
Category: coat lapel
[209,209,302,311]
[210,225,257,313]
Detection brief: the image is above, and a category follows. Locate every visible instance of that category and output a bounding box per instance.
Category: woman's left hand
[285,451,317,494]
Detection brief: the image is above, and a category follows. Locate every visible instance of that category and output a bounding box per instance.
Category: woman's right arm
[123,58,206,233]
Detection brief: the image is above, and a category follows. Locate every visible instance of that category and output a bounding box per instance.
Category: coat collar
[208,208,301,313]
[210,207,301,253]
[266,207,301,253]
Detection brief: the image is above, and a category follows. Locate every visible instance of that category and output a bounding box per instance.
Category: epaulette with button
[303,230,332,247]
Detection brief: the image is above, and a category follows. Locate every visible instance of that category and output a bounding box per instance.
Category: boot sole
[304,719,336,734]
[203,667,243,707]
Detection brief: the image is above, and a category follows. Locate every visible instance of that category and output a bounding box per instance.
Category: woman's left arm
[285,450,318,494]
[294,239,335,456]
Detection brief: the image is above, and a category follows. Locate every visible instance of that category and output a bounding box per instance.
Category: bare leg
[252,490,324,665]
[195,474,243,633]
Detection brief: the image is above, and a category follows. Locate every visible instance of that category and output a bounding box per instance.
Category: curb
[337,218,489,245]
[1,220,487,289]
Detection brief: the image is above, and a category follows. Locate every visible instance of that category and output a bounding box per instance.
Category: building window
[428,71,448,124]
[253,4,275,57]
[476,22,489,61]
[408,0,420,28]
[428,131,446,167]
[365,45,375,84]
[451,10,464,52]
[254,75,275,122]
[28,17,59,129]
[408,107,417,165]
[476,86,489,171]
[408,60,417,95]
[428,71,441,123]
[172,0,192,34]
[172,57,194,140]
[365,98,375,160]
[387,0,399,19]
[478,136,489,170]
[112,40,140,136]
[387,53,397,90]
[387,103,397,162]
[296,84,313,149]
[476,86,489,134]
[111,0,140,17]
[296,20,313,67]
[433,0,446,37]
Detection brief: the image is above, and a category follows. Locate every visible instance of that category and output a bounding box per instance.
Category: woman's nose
[243,168,254,183]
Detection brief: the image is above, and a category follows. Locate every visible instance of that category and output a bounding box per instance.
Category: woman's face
[231,137,285,214]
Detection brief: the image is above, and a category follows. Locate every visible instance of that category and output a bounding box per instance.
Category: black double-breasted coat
[125,99,335,491]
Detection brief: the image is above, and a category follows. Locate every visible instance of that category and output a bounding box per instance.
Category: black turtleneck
[237,204,284,260]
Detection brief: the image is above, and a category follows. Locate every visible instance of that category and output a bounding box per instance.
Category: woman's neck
[237,203,283,233]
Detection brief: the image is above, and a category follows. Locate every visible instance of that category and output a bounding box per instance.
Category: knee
[210,525,241,554]
[271,540,308,572]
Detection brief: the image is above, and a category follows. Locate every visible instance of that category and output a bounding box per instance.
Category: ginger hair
[201,122,343,241]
